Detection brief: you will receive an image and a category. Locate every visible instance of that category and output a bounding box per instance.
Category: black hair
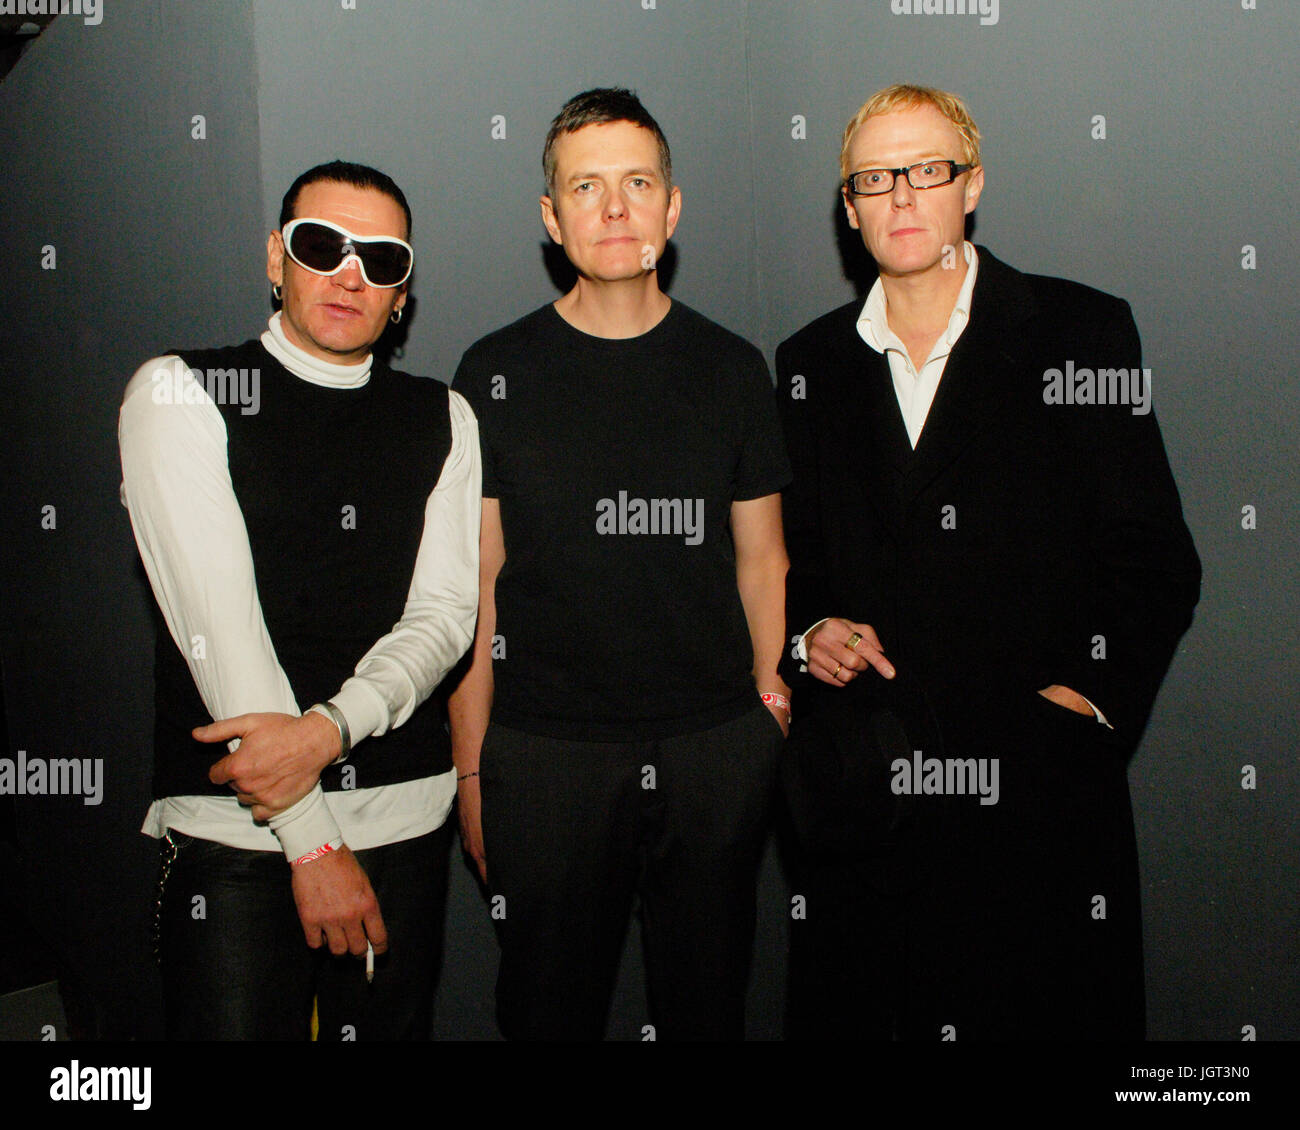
[278,160,412,236]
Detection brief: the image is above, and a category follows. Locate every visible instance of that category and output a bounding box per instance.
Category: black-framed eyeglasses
[844,160,973,197]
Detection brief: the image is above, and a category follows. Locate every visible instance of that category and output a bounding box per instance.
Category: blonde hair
[839,84,981,180]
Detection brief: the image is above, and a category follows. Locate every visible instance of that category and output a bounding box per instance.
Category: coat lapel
[903,249,1038,501]
[822,312,912,530]
[856,345,913,474]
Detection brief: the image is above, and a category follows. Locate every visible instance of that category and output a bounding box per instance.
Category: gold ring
[831,662,842,678]
[845,632,862,651]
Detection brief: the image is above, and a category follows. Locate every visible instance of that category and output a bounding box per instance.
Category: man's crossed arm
[120,357,480,951]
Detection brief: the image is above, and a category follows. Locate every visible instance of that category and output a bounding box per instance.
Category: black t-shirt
[453,300,792,741]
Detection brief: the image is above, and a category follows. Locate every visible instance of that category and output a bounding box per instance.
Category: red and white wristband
[292,837,344,868]
[761,692,791,717]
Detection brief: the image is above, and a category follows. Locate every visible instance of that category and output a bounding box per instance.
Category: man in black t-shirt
[450,88,792,1041]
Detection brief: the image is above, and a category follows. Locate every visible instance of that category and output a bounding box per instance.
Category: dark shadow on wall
[0,659,117,1039]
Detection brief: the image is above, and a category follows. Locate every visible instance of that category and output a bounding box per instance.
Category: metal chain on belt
[152,830,180,967]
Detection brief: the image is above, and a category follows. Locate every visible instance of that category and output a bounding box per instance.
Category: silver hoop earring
[272,284,282,302]
[391,307,403,325]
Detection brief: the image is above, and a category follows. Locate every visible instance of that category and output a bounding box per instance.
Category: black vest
[150,339,454,799]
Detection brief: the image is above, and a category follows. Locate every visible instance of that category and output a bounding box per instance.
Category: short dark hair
[543,88,672,197]
[278,160,413,237]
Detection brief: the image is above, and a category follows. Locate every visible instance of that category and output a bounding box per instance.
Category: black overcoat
[775,248,1201,1040]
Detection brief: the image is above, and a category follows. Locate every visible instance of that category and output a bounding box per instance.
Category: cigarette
[365,940,374,984]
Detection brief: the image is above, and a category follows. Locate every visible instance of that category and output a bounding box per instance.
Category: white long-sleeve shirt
[119,314,481,858]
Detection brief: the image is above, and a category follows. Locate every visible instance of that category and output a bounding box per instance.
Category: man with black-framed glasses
[118,160,480,1040]
[775,85,1200,1040]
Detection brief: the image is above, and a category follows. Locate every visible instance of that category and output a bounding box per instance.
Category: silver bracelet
[308,701,351,765]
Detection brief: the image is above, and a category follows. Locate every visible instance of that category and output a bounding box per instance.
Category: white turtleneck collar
[260,311,372,389]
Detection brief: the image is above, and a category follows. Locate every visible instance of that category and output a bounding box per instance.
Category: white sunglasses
[281,217,414,288]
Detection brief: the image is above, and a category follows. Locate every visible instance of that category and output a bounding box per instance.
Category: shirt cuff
[794,618,831,665]
[1078,694,1113,729]
[268,785,343,860]
[328,679,389,748]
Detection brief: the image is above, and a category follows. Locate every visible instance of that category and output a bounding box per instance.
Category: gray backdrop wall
[0,0,1294,1041]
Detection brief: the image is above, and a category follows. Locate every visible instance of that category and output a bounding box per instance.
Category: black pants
[784,694,1145,1042]
[479,704,783,1041]
[157,823,451,1041]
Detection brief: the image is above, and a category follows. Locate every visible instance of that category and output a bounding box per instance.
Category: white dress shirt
[857,240,979,449]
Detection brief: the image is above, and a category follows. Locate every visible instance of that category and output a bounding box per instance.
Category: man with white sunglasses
[118,161,480,1040]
